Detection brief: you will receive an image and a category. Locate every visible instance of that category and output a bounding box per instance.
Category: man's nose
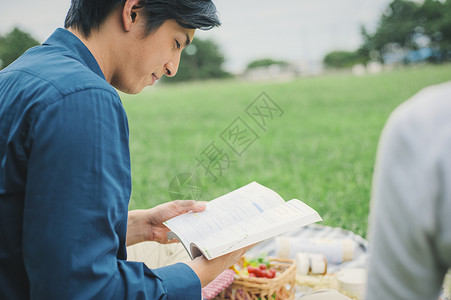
[164,58,180,78]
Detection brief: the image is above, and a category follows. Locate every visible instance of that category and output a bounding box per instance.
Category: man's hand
[187,245,254,288]
[126,200,206,246]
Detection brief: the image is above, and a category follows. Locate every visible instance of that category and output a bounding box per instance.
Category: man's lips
[148,73,158,86]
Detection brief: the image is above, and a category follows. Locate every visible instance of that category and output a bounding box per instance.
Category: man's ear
[122,0,142,32]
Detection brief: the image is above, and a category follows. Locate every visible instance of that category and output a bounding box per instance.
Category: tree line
[324,0,451,68]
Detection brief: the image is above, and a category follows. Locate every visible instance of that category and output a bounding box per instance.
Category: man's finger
[190,201,207,212]
[173,200,207,212]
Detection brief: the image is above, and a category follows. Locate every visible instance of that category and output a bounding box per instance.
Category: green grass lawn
[122,64,451,238]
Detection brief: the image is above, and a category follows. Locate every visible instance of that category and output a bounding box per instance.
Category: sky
[0,0,392,73]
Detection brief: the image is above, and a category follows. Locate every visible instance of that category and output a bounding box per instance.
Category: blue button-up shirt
[0,28,201,299]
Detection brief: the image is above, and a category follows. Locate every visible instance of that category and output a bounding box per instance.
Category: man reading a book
[0,0,249,298]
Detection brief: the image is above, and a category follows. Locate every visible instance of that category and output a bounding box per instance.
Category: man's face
[112,19,195,94]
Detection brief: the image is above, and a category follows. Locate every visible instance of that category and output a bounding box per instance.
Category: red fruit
[259,264,267,270]
[268,269,276,278]
[247,266,256,274]
[254,269,263,277]
[249,273,256,277]
[264,270,273,278]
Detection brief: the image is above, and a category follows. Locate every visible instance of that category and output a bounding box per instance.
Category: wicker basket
[215,258,297,300]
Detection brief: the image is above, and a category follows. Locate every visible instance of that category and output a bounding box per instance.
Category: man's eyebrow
[184,33,191,47]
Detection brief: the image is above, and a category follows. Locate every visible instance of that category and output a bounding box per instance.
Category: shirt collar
[43,28,106,81]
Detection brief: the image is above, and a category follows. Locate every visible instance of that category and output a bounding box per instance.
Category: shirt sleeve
[366,98,450,300]
[22,89,201,299]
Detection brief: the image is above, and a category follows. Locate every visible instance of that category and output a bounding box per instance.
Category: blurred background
[1,0,450,237]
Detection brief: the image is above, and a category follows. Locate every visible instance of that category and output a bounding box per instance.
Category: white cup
[337,268,367,299]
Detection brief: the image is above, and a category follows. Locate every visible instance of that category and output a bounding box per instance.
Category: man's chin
[114,83,146,95]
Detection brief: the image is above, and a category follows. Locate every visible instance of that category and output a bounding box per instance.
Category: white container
[277,237,356,264]
[337,268,367,299]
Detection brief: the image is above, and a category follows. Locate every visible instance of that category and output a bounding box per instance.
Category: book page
[164,182,285,255]
[195,199,322,259]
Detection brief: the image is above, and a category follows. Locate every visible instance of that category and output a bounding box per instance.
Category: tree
[0,27,39,69]
[323,50,366,69]
[420,0,451,61]
[162,38,231,83]
[246,58,289,71]
[373,0,419,50]
[361,0,451,63]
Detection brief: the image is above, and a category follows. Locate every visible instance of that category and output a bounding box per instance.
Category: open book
[164,181,322,260]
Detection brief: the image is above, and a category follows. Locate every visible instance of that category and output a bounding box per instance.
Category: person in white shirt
[366,81,451,299]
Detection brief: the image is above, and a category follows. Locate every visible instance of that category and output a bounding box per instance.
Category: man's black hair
[64,0,221,38]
